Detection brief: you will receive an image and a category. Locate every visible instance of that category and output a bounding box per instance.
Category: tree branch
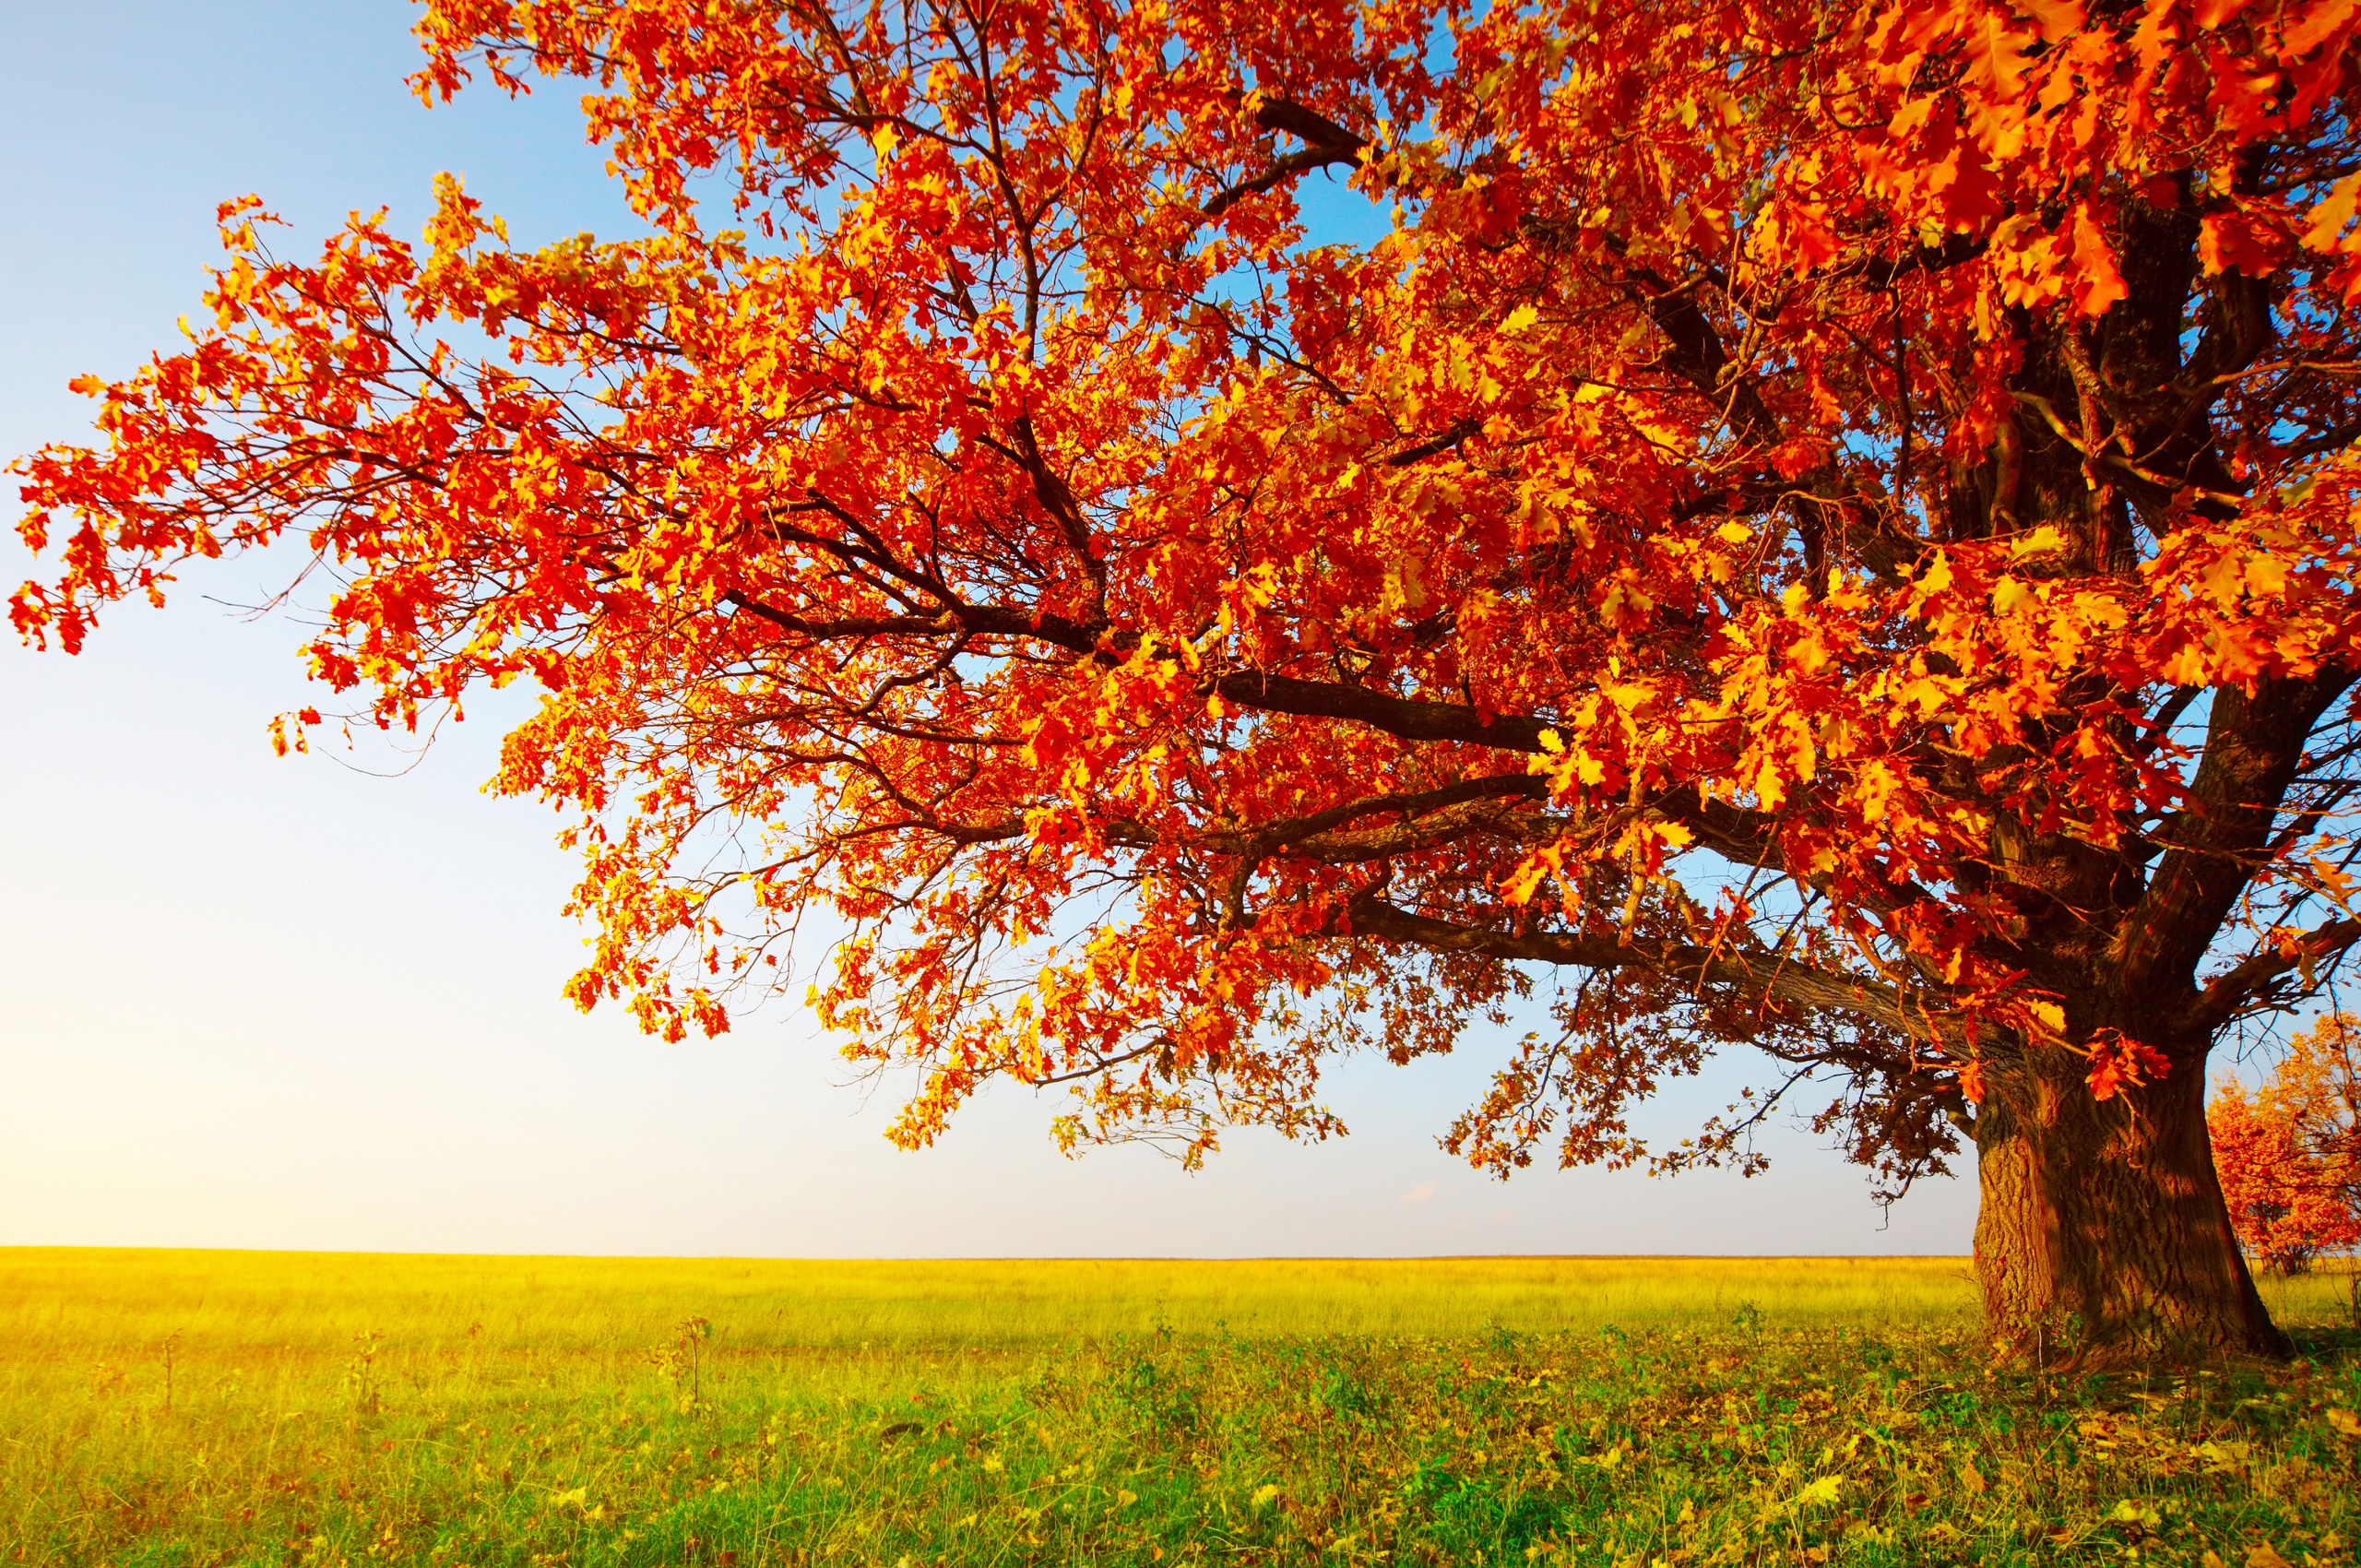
[1344,896,1967,1046]
[2189,917,2361,1034]
[1210,670,1551,751]
[1202,97,1368,218]
[2123,667,2359,999]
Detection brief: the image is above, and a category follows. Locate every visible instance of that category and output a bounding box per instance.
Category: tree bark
[1972,1039,2288,1362]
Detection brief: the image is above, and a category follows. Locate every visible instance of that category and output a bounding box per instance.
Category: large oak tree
[18,0,2361,1358]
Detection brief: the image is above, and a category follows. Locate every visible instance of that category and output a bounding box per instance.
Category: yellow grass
[0,1249,1986,1354]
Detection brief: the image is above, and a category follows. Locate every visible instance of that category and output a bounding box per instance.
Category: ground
[2,1251,2355,1566]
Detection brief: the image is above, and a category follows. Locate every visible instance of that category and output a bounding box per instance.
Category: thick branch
[1209,772,1548,856]
[2189,917,2361,1034]
[1209,670,1550,751]
[2121,667,2359,998]
[726,588,1557,753]
[1346,896,1967,1046]
[1203,96,1368,218]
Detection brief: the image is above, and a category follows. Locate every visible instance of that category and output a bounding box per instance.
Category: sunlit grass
[3,1249,2354,1566]
[0,1250,1982,1351]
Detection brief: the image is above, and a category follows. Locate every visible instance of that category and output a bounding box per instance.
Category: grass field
[2,1250,2355,1567]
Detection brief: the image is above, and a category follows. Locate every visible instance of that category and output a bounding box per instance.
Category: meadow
[1,1249,2355,1567]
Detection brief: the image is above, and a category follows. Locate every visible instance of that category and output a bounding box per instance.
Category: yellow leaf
[2193,1438,2251,1471]
[1959,1460,1987,1495]
[2327,1407,2361,1437]
[2305,170,2361,251]
[2248,1545,2294,1568]
[1716,520,1752,544]
[1252,1484,1281,1508]
[1796,1475,1845,1508]
[2028,1000,2067,1034]
[1992,576,2034,615]
[1503,303,1540,333]
[2010,525,2068,557]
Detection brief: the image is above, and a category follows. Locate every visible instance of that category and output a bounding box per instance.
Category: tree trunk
[1972,1041,2289,1362]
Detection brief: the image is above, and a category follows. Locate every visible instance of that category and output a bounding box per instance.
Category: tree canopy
[16,0,2361,1356]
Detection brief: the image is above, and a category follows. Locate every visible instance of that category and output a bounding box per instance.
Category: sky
[0,0,1978,1259]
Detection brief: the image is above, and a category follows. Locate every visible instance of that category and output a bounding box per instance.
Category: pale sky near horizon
[0,0,1980,1259]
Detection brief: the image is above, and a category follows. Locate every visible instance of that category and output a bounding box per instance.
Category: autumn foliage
[2212,1014,2361,1274]
[16,0,2361,1355]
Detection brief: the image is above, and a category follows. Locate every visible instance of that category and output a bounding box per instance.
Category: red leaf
[2086,1029,2170,1101]
[2200,208,2295,278]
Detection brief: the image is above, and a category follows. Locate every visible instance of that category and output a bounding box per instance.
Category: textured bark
[1971,1092,2058,1340]
[1974,1042,2288,1362]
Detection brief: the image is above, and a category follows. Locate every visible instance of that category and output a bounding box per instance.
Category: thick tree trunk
[1972,1041,2288,1362]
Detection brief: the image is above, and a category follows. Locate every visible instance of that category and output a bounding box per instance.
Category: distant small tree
[2212,1016,2361,1276]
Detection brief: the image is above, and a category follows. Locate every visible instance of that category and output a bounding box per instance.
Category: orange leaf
[1964,11,2036,98]
[2070,206,2128,316]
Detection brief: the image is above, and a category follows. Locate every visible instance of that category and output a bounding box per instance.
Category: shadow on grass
[2286,1323,2361,1360]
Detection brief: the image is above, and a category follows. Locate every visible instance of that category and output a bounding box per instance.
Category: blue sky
[0,0,1975,1257]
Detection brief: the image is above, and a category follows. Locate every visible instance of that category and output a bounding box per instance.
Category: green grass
[2,1249,2355,1567]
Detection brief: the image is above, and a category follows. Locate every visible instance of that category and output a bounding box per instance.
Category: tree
[2212,1014,2361,1274]
[13,0,2361,1360]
